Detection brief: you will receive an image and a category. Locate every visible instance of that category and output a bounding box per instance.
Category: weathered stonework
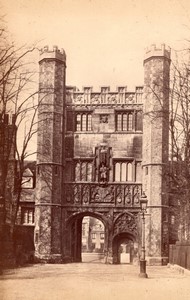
[143,44,171,265]
[35,46,66,262]
[34,44,171,265]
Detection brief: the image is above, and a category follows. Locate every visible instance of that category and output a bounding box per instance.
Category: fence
[169,243,190,270]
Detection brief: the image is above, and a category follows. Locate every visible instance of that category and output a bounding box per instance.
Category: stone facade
[34,44,171,265]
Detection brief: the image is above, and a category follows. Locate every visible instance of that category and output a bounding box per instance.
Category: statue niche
[99,162,108,183]
[95,143,111,185]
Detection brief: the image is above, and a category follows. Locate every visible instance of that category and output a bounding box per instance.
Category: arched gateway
[34,45,171,265]
[65,210,139,264]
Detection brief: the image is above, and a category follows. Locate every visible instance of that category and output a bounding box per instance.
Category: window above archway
[114,161,133,182]
[75,160,93,181]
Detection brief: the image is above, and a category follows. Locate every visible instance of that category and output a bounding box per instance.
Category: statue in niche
[99,162,108,183]
[95,143,111,184]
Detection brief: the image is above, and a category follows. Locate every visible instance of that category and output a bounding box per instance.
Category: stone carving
[82,185,90,204]
[116,196,122,204]
[126,94,135,103]
[94,193,100,201]
[91,94,100,104]
[115,185,123,205]
[124,186,132,204]
[65,88,143,106]
[108,94,117,104]
[133,185,141,204]
[74,184,81,203]
[91,186,114,203]
[113,212,138,236]
[64,183,142,207]
[104,186,114,202]
[100,115,108,123]
[74,94,84,104]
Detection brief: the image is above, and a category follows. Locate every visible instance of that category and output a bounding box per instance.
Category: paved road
[0,263,190,300]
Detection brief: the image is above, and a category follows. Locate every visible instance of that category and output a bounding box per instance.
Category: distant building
[16,162,36,227]
[82,217,105,253]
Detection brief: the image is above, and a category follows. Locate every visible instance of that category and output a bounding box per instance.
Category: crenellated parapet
[144,44,171,63]
[66,85,143,105]
[39,45,66,64]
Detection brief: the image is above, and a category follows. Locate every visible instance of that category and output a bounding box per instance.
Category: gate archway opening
[82,216,105,263]
[113,233,137,264]
[67,213,105,263]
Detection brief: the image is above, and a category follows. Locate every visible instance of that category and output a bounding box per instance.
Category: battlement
[66,86,143,105]
[66,86,143,93]
[144,44,171,62]
[39,45,66,63]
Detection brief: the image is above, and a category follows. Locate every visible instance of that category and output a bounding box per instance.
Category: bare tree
[0,19,39,233]
[168,48,190,242]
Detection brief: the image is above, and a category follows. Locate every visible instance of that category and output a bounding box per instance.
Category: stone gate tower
[34,44,171,265]
[143,44,171,264]
[34,46,66,261]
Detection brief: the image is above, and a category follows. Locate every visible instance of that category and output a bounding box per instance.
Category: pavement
[0,263,190,300]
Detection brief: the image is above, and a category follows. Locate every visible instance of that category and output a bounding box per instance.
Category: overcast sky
[2,0,190,91]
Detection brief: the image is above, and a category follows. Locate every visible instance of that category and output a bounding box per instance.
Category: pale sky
[2,0,190,91]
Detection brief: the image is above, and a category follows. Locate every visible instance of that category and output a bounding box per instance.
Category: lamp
[139,191,148,278]
[140,192,148,212]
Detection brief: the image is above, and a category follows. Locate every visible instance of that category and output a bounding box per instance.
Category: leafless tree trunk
[0,18,40,233]
[167,48,190,242]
